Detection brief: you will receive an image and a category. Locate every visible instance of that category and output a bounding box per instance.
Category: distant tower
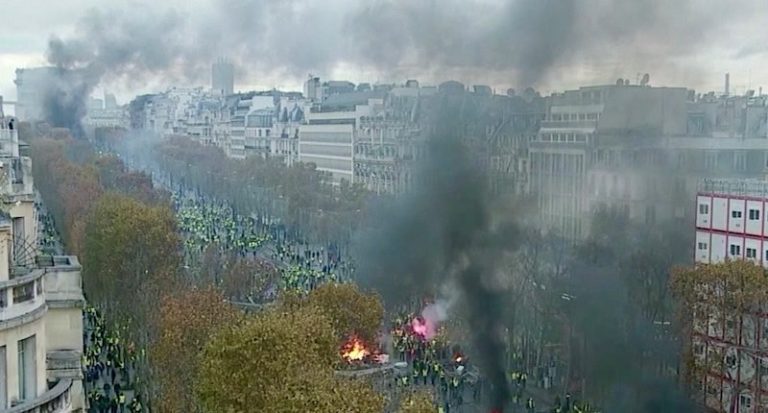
[212,58,235,96]
[725,73,730,96]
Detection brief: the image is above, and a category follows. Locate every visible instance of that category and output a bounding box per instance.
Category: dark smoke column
[355,90,517,410]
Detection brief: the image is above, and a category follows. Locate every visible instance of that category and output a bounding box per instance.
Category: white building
[300,92,383,184]
[692,178,768,413]
[0,114,85,412]
[13,67,59,122]
[695,179,768,267]
[531,83,768,241]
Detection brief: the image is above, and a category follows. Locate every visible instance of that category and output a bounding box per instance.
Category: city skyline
[3,0,768,108]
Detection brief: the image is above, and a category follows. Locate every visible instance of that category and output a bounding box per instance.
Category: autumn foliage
[152,287,241,413]
[398,390,439,413]
[305,283,385,344]
[82,193,181,330]
[671,260,768,406]
[196,305,385,412]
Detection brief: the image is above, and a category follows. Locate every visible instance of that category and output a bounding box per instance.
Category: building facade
[212,59,234,97]
[531,83,768,241]
[13,68,59,122]
[0,115,85,412]
[692,178,768,413]
[300,92,383,185]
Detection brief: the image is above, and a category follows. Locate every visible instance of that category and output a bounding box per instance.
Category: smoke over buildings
[353,94,520,409]
[35,0,765,131]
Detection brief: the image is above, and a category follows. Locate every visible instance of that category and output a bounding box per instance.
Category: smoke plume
[38,0,763,132]
[354,93,519,409]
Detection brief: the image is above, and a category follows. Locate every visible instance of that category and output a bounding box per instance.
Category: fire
[454,352,465,364]
[340,335,370,362]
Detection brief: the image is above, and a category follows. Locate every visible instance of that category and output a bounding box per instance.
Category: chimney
[725,73,730,96]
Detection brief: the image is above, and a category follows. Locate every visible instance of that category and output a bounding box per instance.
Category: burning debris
[339,334,389,366]
[340,335,370,362]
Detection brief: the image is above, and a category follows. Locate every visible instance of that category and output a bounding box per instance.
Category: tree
[398,390,438,413]
[151,286,241,413]
[196,305,384,412]
[305,283,384,344]
[671,260,768,411]
[82,193,181,333]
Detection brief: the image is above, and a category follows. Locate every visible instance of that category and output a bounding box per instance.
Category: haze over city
[3,0,768,105]
[1,1,768,413]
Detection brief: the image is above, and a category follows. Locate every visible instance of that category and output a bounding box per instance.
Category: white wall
[745,200,765,236]
[696,195,712,229]
[711,233,727,263]
[712,197,728,231]
[745,237,761,264]
[728,235,745,260]
[729,198,746,233]
[0,316,47,406]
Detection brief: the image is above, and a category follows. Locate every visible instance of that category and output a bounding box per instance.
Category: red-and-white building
[694,178,768,413]
[695,179,768,268]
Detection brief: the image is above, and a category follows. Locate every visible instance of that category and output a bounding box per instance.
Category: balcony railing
[6,378,73,413]
[0,268,46,328]
[540,120,597,129]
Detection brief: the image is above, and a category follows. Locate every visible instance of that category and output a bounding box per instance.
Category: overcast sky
[2,0,768,109]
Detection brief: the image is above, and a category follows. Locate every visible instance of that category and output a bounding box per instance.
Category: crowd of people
[387,312,482,413]
[37,202,145,413]
[170,181,352,297]
[82,305,145,412]
[175,194,270,262]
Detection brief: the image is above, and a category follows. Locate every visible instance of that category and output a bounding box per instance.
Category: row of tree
[151,136,368,244]
[30,131,436,412]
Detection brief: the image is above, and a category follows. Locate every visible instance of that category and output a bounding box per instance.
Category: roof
[320,91,386,110]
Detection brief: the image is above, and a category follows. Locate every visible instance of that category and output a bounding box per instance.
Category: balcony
[0,268,46,330]
[540,120,597,129]
[0,256,83,331]
[6,379,73,413]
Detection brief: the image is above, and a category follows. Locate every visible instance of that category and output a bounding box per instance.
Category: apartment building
[531,81,768,241]
[692,178,768,413]
[300,91,384,185]
[0,114,85,412]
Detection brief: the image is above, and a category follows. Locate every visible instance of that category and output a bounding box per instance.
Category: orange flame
[341,335,370,362]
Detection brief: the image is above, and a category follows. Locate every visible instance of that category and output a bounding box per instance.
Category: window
[749,209,761,220]
[730,244,741,256]
[740,394,752,410]
[698,242,708,250]
[12,282,34,304]
[734,151,747,172]
[705,152,717,170]
[17,335,36,401]
[732,210,743,219]
[747,248,757,259]
[699,204,709,214]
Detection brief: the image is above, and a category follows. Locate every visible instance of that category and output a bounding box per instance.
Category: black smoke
[40,0,763,134]
[40,67,97,138]
[354,92,518,410]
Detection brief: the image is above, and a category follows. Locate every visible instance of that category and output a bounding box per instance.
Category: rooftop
[698,178,768,198]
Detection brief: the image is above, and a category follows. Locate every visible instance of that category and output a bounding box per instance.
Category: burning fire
[340,335,370,362]
[454,352,465,364]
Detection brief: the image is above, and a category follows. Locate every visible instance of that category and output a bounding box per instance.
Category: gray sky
[2,0,768,108]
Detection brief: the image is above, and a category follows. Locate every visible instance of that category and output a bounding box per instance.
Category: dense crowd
[171,183,352,296]
[387,312,482,413]
[83,306,144,413]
